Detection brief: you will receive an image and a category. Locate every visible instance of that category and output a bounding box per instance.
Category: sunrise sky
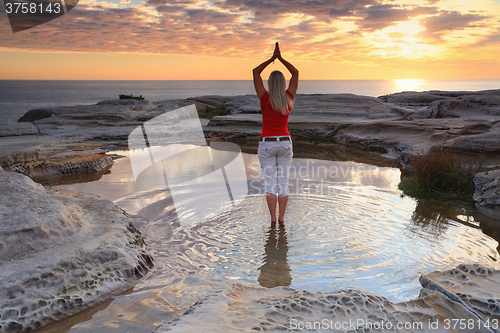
[1,0,499,80]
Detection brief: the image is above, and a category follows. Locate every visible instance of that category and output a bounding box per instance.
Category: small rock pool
[41,146,499,333]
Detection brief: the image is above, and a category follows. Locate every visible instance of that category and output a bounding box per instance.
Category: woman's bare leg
[278,195,288,224]
[266,193,278,222]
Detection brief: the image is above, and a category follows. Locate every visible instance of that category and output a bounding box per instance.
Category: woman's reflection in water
[258,222,292,288]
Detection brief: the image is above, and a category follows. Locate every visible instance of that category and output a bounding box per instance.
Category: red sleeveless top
[260,90,293,138]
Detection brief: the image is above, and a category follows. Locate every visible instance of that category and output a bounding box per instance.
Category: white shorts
[258,136,293,197]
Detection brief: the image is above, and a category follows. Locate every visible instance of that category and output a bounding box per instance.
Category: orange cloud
[0,0,499,79]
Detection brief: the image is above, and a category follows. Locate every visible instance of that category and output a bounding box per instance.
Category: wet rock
[154,264,500,332]
[474,169,500,219]
[461,122,494,135]
[379,91,454,107]
[0,171,153,332]
[0,136,42,168]
[7,152,114,177]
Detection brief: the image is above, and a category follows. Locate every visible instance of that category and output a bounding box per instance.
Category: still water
[46,148,499,333]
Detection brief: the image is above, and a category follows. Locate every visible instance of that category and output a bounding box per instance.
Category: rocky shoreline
[0,90,499,332]
[0,170,154,332]
[1,90,499,212]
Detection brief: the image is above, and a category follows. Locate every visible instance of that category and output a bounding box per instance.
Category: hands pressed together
[253,41,299,98]
[271,42,282,62]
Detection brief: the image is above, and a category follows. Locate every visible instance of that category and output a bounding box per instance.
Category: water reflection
[409,202,452,238]
[393,79,425,92]
[258,223,292,288]
[410,200,500,255]
[50,149,500,333]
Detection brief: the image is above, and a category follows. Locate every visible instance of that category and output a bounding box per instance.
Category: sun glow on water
[393,78,425,92]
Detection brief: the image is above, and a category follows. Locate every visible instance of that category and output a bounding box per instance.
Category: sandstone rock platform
[154,263,500,333]
[210,90,500,167]
[0,170,153,332]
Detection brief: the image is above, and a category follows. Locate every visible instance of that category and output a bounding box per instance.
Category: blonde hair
[268,71,292,115]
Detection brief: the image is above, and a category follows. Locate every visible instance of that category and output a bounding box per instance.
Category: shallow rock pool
[43,148,499,333]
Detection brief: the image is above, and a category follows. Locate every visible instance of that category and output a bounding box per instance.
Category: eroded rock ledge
[1,91,499,179]
[154,264,500,333]
[211,90,500,166]
[0,97,232,184]
[0,170,153,333]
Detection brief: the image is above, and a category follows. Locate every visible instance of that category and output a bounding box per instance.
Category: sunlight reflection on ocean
[48,150,500,333]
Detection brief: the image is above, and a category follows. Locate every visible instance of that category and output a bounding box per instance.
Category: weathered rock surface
[154,264,500,333]
[410,95,500,120]
[224,93,414,119]
[424,264,500,323]
[474,169,500,219]
[224,95,261,114]
[1,90,499,193]
[5,151,114,179]
[0,170,153,332]
[211,90,500,167]
[474,169,500,206]
[207,89,500,213]
[185,95,236,109]
[0,97,232,183]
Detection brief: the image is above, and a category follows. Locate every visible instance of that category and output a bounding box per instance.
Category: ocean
[1,79,499,122]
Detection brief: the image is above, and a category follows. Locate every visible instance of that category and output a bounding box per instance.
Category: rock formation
[0,170,153,332]
[210,90,500,167]
[0,97,231,184]
[154,264,500,333]
[474,169,500,219]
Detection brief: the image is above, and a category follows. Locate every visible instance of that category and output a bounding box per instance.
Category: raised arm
[253,57,274,99]
[276,46,299,98]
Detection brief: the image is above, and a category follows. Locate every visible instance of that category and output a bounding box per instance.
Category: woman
[253,42,299,225]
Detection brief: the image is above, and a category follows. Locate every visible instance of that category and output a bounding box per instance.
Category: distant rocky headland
[1,90,499,331]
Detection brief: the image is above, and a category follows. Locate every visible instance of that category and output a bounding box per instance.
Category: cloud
[220,0,377,22]
[0,0,498,66]
[419,10,489,39]
[388,31,405,38]
[182,8,239,25]
[473,28,500,46]
[155,5,184,13]
[357,4,438,32]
